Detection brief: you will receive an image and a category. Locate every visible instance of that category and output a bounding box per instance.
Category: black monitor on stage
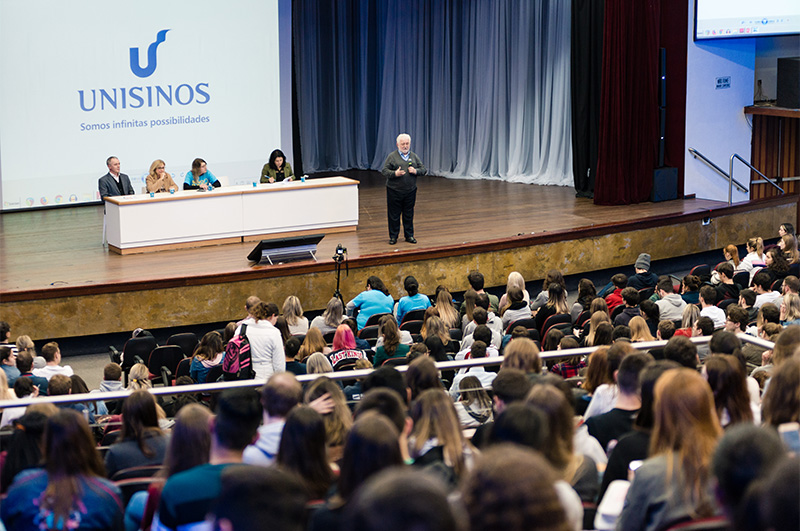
[247,234,325,265]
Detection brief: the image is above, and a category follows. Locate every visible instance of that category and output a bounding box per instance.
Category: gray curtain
[294,0,572,185]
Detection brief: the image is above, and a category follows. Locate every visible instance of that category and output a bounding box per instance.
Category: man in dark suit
[98,156,135,199]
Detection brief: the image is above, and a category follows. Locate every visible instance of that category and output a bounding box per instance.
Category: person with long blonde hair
[738,237,765,279]
[498,271,531,309]
[297,327,331,362]
[434,289,460,329]
[145,159,177,193]
[780,292,800,326]
[526,384,598,503]
[618,368,723,530]
[304,377,353,463]
[421,314,455,353]
[584,311,611,347]
[629,316,655,342]
[310,297,346,335]
[282,295,308,335]
[461,289,478,330]
[534,283,569,336]
[409,389,476,483]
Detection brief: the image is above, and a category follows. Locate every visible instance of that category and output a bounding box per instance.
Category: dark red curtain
[594,0,661,205]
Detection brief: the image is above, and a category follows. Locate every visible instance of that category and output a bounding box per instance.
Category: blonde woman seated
[780,292,800,326]
[298,328,332,362]
[629,316,655,342]
[453,375,493,428]
[282,295,309,335]
[310,297,346,335]
[145,159,177,193]
[306,352,334,375]
[498,271,531,309]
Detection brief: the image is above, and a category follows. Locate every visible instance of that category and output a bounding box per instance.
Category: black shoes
[405,237,417,244]
[389,238,397,245]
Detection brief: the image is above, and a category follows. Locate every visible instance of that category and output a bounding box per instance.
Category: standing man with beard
[381,133,426,245]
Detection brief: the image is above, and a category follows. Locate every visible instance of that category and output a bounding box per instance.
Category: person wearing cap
[627,253,659,290]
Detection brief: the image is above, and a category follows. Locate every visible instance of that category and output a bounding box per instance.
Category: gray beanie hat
[635,253,651,271]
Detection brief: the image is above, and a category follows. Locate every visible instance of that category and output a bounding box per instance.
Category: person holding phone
[145,159,178,193]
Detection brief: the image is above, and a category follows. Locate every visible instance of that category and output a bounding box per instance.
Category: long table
[104,176,359,254]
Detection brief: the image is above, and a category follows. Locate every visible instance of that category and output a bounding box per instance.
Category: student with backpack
[228,301,284,380]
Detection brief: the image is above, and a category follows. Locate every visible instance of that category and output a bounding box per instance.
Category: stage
[1,171,796,340]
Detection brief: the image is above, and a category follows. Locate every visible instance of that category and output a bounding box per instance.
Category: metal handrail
[730,153,783,205]
[688,147,748,204]
[0,334,773,410]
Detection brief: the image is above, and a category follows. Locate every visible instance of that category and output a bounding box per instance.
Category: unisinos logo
[129,29,170,78]
[77,29,210,113]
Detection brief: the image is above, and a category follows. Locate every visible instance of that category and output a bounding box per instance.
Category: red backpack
[222,324,255,380]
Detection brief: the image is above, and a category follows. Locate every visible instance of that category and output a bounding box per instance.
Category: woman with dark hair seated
[346,276,395,330]
[534,283,569,337]
[104,390,169,478]
[276,406,336,500]
[372,316,409,367]
[1,409,124,530]
[190,331,224,383]
[308,414,404,531]
[260,149,295,183]
[0,411,51,495]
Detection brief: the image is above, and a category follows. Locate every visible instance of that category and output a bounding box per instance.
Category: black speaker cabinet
[651,167,678,202]
[777,57,800,109]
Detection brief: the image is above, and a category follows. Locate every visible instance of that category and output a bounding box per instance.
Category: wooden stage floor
[1,171,729,298]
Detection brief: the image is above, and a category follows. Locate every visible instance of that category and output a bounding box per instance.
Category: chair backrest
[690,264,711,282]
[399,320,424,334]
[449,328,463,341]
[575,310,591,328]
[505,318,538,335]
[121,336,158,371]
[358,325,380,340]
[542,313,572,339]
[401,309,427,324]
[166,332,199,358]
[176,357,192,379]
[717,298,736,310]
[111,465,164,482]
[638,287,655,301]
[772,278,784,292]
[115,478,156,507]
[147,345,185,384]
[364,312,393,327]
[382,357,409,368]
[610,304,625,321]
[664,516,730,531]
[732,271,749,289]
[322,331,336,345]
[206,364,224,383]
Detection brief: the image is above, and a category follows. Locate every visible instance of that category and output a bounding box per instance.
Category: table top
[104,176,359,206]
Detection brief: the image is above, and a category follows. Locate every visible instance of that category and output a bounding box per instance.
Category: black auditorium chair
[322,331,336,345]
[400,320,424,335]
[541,314,572,338]
[401,309,427,324]
[505,318,538,335]
[167,332,199,358]
[162,356,192,386]
[146,345,184,386]
[120,336,157,386]
[732,271,750,289]
[364,313,393,327]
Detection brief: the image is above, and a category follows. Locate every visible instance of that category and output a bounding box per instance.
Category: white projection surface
[0,0,283,210]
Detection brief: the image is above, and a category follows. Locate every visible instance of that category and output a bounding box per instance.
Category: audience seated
[310,297,346,335]
[32,341,73,380]
[346,276,395,329]
[585,352,651,453]
[276,406,335,500]
[155,388,262,530]
[1,409,124,530]
[394,275,431,323]
[243,372,303,466]
[282,295,309,335]
[618,368,723,530]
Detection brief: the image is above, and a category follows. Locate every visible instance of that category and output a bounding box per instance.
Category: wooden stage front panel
[1,172,796,339]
